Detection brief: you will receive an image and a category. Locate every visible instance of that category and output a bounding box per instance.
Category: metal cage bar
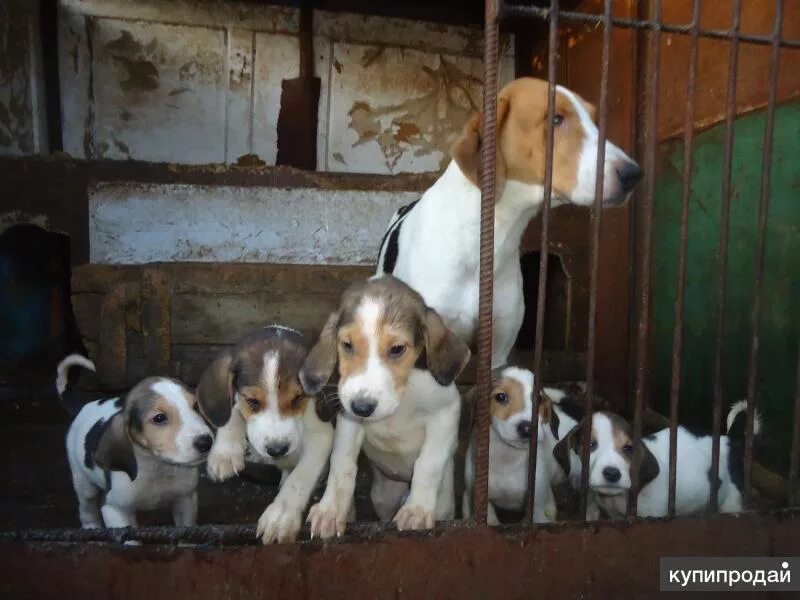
[792,348,800,506]
[667,0,701,519]
[710,0,742,512]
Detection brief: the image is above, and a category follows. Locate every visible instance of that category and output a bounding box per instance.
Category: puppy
[553,402,760,519]
[377,77,642,367]
[196,325,334,544]
[57,355,212,529]
[301,275,471,538]
[462,367,579,524]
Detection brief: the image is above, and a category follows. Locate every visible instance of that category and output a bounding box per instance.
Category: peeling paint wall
[0,0,47,156]
[59,0,513,172]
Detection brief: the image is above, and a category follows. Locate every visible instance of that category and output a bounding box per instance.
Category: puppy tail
[55,353,96,415]
[726,399,762,438]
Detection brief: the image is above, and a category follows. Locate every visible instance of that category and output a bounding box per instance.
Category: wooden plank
[72,264,140,294]
[96,284,128,389]
[140,268,172,377]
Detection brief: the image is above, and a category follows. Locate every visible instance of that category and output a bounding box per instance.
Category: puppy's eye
[245,397,260,410]
[553,114,565,126]
[389,344,407,358]
[589,439,598,452]
[622,444,634,455]
[152,413,168,425]
[494,392,508,405]
[291,394,304,409]
[341,339,353,354]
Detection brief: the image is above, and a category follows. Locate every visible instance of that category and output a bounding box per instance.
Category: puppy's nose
[617,162,643,193]
[602,466,621,483]
[351,397,377,418]
[193,434,213,454]
[266,442,290,458]
[516,420,532,439]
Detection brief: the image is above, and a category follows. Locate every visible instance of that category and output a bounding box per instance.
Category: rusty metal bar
[710,0,741,512]
[578,0,612,520]
[629,0,661,518]
[526,0,559,523]
[791,348,800,506]
[667,0,701,519]
[501,4,798,49]
[743,0,783,506]
[472,0,500,526]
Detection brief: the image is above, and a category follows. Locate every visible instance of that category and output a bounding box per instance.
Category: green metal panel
[651,102,800,472]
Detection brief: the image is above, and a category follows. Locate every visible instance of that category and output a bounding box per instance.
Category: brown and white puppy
[58,356,213,529]
[197,325,334,544]
[377,77,642,368]
[301,275,470,538]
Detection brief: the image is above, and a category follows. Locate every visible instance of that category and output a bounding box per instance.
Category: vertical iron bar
[791,347,800,506]
[579,0,612,520]
[667,0,701,518]
[629,0,661,517]
[526,0,560,522]
[710,0,741,512]
[743,0,783,506]
[473,0,500,526]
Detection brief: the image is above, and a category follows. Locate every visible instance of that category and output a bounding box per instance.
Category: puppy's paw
[207,444,244,481]
[257,500,302,544]
[393,504,434,531]
[307,500,346,540]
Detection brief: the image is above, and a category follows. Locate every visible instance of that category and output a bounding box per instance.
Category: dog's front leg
[394,402,459,531]
[172,491,198,526]
[258,416,335,544]
[207,407,246,481]
[307,416,363,539]
[101,503,136,528]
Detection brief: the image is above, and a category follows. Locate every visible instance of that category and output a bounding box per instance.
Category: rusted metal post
[667,0,701,519]
[473,0,500,526]
[710,0,741,512]
[526,0,559,523]
[743,0,783,506]
[629,0,661,518]
[580,0,612,520]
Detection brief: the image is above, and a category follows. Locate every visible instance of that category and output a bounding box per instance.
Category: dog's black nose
[516,420,532,439]
[193,434,213,454]
[602,466,621,483]
[351,397,377,418]
[617,162,643,193]
[266,443,290,458]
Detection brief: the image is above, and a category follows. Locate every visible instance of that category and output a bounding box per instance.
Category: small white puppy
[196,326,334,544]
[57,355,212,529]
[553,402,760,519]
[301,275,471,538]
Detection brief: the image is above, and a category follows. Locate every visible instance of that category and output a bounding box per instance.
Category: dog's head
[553,411,659,497]
[196,326,312,461]
[300,275,470,422]
[490,366,555,449]
[94,377,213,480]
[451,77,642,207]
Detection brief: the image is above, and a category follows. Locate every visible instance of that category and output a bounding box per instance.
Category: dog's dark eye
[622,444,634,455]
[588,439,598,452]
[245,397,260,410]
[152,413,168,425]
[341,339,354,354]
[389,344,407,358]
[291,394,304,409]
[553,114,565,126]
[494,392,508,405]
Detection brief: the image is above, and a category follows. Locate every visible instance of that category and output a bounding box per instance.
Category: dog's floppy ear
[450,96,510,192]
[539,389,562,439]
[301,312,339,396]
[196,350,235,428]
[553,422,581,476]
[94,412,138,481]
[424,307,471,387]
[636,440,660,489]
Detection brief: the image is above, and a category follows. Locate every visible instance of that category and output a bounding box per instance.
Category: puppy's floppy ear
[539,389,561,439]
[552,422,580,476]
[301,312,339,396]
[424,307,470,387]
[94,412,137,481]
[450,96,510,192]
[636,440,660,489]
[196,350,235,428]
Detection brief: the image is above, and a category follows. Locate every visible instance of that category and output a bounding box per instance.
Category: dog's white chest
[362,410,426,481]
[489,444,529,511]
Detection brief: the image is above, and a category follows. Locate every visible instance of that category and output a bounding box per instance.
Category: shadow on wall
[0,224,87,403]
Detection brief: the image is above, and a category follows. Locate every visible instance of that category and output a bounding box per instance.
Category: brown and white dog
[196,326,334,544]
[300,275,471,537]
[58,356,213,530]
[377,77,642,367]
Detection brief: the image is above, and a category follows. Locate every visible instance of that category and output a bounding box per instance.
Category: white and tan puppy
[301,275,471,538]
[57,356,212,529]
[197,326,334,544]
[377,77,642,367]
[462,367,580,524]
[553,402,760,519]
